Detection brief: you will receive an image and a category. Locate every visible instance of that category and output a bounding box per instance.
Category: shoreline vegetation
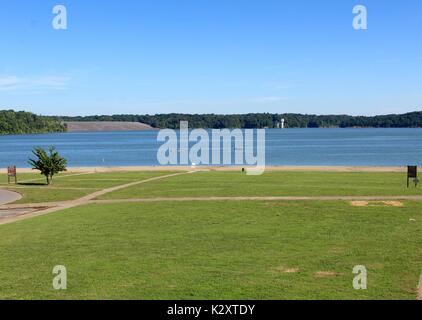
[59,111,422,129]
[0,110,65,135]
[2,109,422,135]
[1,165,408,173]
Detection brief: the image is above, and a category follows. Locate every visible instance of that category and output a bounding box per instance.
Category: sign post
[7,166,17,184]
[407,166,418,188]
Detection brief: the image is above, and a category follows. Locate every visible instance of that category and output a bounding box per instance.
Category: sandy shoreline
[1,165,407,174]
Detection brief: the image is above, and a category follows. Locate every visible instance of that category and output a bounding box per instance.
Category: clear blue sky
[0,0,421,116]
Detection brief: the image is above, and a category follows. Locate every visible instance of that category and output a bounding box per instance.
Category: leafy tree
[0,110,65,135]
[28,147,67,185]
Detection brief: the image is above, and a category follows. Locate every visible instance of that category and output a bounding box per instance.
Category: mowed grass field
[0,172,172,204]
[98,171,422,199]
[0,171,421,299]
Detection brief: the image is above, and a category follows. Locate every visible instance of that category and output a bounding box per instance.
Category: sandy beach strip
[1,165,407,174]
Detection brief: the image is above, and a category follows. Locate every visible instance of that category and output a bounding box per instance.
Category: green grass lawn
[3,171,420,204]
[0,170,421,300]
[1,171,176,204]
[98,171,422,200]
[0,200,420,300]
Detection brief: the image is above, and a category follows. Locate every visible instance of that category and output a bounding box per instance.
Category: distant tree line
[2,110,422,134]
[58,111,422,129]
[0,110,66,135]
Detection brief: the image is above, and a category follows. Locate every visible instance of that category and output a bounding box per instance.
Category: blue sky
[0,0,421,116]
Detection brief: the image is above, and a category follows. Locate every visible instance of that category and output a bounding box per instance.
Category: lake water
[1,128,422,168]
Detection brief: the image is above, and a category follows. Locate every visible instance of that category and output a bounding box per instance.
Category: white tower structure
[281,118,285,129]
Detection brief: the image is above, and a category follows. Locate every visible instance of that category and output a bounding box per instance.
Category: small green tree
[28,147,67,185]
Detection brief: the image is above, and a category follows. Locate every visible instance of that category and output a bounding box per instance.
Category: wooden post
[7,166,17,184]
[407,166,417,188]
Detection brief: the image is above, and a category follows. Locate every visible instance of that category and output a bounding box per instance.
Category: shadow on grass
[18,182,47,186]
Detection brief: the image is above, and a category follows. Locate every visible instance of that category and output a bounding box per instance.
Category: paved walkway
[0,171,194,225]
[0,190,22,205]
[1,169,422,226]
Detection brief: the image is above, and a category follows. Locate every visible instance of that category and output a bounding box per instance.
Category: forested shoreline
[59,111,422,129]
[2,110,422,135]
[0,110,65,135]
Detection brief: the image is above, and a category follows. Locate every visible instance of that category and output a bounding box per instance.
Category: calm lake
[1,128,422,168]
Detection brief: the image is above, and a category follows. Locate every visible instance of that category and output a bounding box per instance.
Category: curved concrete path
[0,171,195,225]
[0,190,21,205]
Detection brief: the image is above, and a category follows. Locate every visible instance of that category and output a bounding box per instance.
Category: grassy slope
[0,200,420,300]
[98,171,422,199]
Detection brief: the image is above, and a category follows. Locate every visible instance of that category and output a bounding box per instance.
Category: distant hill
[59,111,422,129]
[0,110,65,135]
[65,121,155,132]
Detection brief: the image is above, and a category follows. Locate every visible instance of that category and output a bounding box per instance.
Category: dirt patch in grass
[350,201,404,207]
[313,271,341,278]
[384,201,404,207]
[351,201,370,207]
[275,266,300,274]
